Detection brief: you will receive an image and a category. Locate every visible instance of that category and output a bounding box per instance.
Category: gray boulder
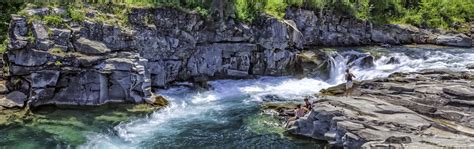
[0,91,27,108]
[51,8,66,15]
[371,29,398,44]
[8,49,50,66]
[10,15,28,39]
[80,20,104,41]
[25,7,49,16]
[49,28,72,48]
[0,84,8,94]
[30,70,60,88]
[435,34,472,47]
[443,85,474,99]
[32,22,49,43]
[74,37,111,54]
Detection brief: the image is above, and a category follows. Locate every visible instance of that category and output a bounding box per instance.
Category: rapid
[1,46,472,148]
[79,46,474,148]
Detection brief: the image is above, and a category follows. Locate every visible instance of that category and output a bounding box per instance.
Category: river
[1,46,473,148]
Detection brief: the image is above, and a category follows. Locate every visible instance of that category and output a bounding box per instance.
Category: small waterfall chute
[326,51,347,84]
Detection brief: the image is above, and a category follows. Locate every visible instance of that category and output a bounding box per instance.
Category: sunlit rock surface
[288,70,474,148]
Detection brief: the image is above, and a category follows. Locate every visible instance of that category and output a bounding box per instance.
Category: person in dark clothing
[303,97,312,111]
[345,68,356,97]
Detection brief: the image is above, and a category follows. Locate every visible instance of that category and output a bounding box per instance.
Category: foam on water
[80,77,333,148]
[352,51,474,80]
[80,48,474,148]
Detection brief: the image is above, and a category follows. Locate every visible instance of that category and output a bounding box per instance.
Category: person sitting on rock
[303,97,312,111]
[345,68,356,97]
[285,104,307,128]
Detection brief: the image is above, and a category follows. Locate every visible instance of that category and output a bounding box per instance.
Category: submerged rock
[148,95,169,107]
[0,91,27,108]
[386,57,400,64]
[467,63,474,69]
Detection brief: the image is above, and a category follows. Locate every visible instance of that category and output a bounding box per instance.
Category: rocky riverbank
[285,69,474,148]
[1,5,473,109]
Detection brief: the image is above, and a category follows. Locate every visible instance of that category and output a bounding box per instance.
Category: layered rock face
[4,7,303,107]
[288,70,474,148]
[286,9,473,47]
[3,7,473,108]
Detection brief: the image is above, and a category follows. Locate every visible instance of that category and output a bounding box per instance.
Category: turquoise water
[80,78,330,148]
[0,78,329,149]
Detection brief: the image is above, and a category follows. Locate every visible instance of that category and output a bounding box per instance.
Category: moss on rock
[261,102,297,112]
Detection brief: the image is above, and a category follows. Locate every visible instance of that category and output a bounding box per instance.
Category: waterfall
[327,51,347,84]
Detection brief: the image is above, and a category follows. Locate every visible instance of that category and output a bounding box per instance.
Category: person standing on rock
[345,68,356,97]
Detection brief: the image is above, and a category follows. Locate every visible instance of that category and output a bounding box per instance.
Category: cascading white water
[80,77,333,148]
[80,47,474,148]
[351,50,474,80]
[327,51,348,84]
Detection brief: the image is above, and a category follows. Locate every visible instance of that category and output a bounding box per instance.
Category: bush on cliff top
[67,5,85,22]
[399,0,474,32]
[1,0,473,34]
[232,0,472,31]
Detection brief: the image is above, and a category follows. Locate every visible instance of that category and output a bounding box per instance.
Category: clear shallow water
[80,77,331,148]
[1,46,473,148]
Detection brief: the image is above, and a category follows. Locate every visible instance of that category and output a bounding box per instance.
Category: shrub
[263,0,287,19]
[194,6,209,18]
[0,2,24,44]
[354,0,370,20]
[235,0,257,23]
[0,43,6,53]
[55,60,62,66]
[111,4,130,26]
[68,6,85,22]
[398,0,473,30]
[401,12,422,26]
[43,15,62,26]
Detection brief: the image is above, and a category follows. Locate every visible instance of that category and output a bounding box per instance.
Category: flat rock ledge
[287,70,474,148]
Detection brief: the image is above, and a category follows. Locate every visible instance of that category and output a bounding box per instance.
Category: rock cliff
[2,6,473,108]
[287,70,474,148]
